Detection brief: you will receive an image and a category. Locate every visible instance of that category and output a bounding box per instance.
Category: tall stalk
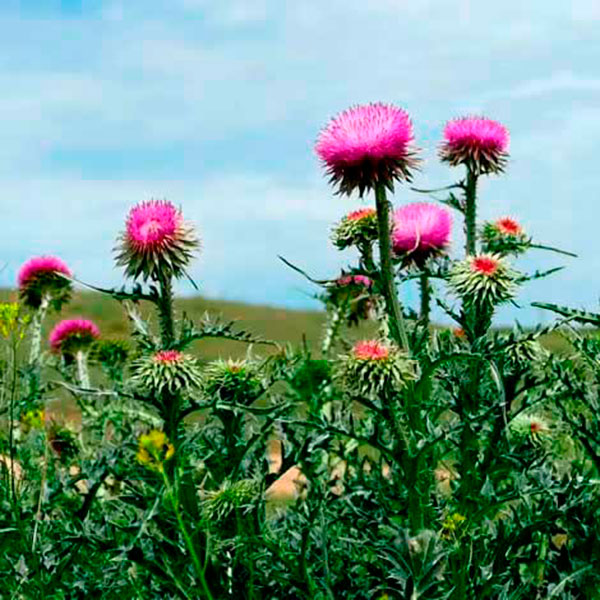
[75,350,91,391]
[374,182,409,351]
[158,273,175,349]
[29,295,49,366]
[464,166,478,257]
[419,272,431,328]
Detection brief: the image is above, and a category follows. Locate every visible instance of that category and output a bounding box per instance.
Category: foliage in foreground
[1,104,600,600]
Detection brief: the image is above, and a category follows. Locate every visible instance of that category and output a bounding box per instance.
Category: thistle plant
[316,103,421,350]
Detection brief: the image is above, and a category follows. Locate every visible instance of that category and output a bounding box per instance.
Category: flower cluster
[116,199,200,282]
[331,208,379,250]
[449,254,517,307]
[49,319,100,354]
[480,217,529,256]
[136,430,175,472]
[131,350,202,395]
[392,202,452,266]
[337,339,418,396]
[439,116,509,174]
[316,103,419,196]
[17,256,72,310]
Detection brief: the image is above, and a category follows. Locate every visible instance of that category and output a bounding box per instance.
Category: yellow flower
[442,512,466,539]
[0,302,29,339]
[136,430,174,472]
[21,409,46,431]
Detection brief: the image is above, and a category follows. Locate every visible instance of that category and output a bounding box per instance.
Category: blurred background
[0,0,598,331]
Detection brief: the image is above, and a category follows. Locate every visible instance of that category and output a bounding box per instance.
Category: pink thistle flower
[440,116,509,174]
[116,199,200,281]
[17,256,72,309]
[353,340,389,361]
[495,217,523,236]
[392,203,452,265]
[337,275,373,288]
[470,255,500,276]
[347,208,376,222]
[316,103,420,196]
[153,350,184,364]
[49,318,100,354]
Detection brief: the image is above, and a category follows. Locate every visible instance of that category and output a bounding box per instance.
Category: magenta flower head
[327,274,374,325]
[440,116,509,174]
[481,216,529,256]
[316,103,420,196]
[132,350,202,394]
[17,256,72,310]
[115,199,200,281]
[49,318,100,354]
[392,203,452,266]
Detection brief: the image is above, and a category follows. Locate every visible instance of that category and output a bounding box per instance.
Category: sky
[0,0,599,324]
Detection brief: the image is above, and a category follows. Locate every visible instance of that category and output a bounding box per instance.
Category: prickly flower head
[509,413,551,444]
[481,217,529,256]
[136,430,174,472]
[449,254,517,307]
[203,359,263,405]
[392,202,452,266]
[203,479,258,523]
[131,350,202,395]
[440,116,509,174]
[17,256,73,310]
[116,199,200,281]
[337,339,418,396]
[49,319,100,354]
[331,208,379,250]
[316,103,420,196]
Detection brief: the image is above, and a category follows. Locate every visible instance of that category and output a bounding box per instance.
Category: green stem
[158,274,175,348]
[419,272,430,329]
[162,471,214,600]
[374,182,409,351]
[75,350,90,391]
[29,295,49,366]
[464,168,478,257]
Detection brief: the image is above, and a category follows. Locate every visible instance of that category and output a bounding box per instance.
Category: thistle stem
[374,182,409,351]
[158,274,175,348]
[29,295,49,366]
[75,350,90,391]
[419,272,431,329]
[464,168,478,257]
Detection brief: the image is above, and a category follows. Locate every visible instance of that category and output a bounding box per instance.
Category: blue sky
[0,0,599,323]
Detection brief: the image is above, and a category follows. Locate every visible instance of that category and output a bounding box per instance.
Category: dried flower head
[49,319,100,354]
[331,207,379,250]
[481,217,529,256]
[17,256,72,310]
[131,350,201,395]
[440,116,509,174]
[337,339,418,396]
[392,202,452,265]
[316,103,419,196]
[136,430,174,472]
[449,254,517,307]
[116,199,200,281]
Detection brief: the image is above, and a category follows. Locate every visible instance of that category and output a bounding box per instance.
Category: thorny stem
[374,182,409,351]
[158,273,175,348]
[464,167,478,257]
[162,471,214,600]
[29,295,50,366]
[419,272,431,329]
[75,350,91,391]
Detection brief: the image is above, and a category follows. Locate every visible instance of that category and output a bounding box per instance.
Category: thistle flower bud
[131,350,201,395]
[449,254,517,307]
[203,359,263,405]
[481,217,529,256]
[337,340,418,396]
[331,208,379,250]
